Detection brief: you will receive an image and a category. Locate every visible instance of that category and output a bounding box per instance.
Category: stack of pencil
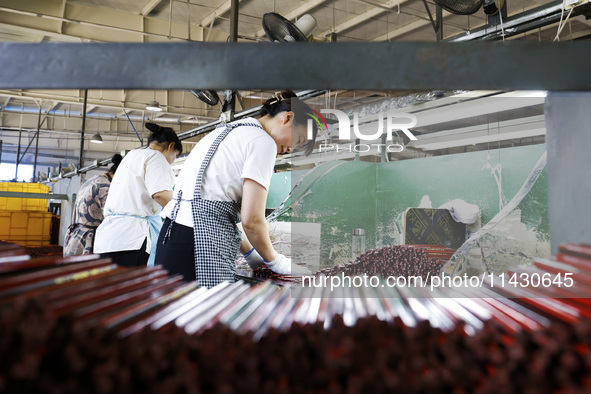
[1,244,591,392]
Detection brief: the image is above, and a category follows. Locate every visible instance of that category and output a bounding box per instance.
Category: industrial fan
[433,0,504,15]
[189,89,220,106]
[262,12,318,42]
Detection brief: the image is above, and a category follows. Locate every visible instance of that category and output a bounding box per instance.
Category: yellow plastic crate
[0,210,51,246]
[0,182,50,212]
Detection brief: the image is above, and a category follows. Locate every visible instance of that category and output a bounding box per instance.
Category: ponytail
[259,90,298,118]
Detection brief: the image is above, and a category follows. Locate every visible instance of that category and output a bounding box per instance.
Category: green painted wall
[267,144,549,266]
[266,172,292,209]
[274,161,377,266]
[376,144,548,246]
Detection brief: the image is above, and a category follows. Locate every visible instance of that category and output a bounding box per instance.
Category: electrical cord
[554,3,574,41]
[496,0,506,41]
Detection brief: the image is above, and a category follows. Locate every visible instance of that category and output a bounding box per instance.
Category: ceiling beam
[578,15,591,27]
[140,0,163,17]
[256,0,328,37]
[0,2,208,43]
[0,91,213,120]
[46,100,60,113]
[58,0,67,34]
[320,0,412,36]
[372,19,427,41]
[0,22,81,42]
[201,0,243,28]
[85,105,98,114]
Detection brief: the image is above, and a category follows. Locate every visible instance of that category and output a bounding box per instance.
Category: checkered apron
[163,122,263,288]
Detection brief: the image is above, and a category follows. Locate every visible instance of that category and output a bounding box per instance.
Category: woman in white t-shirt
[155,90,316,288]
[94,123,182,267]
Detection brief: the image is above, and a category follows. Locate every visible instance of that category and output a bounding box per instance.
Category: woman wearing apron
[94,123,181,267]
[156,90,315,288]
[63,153,123,256]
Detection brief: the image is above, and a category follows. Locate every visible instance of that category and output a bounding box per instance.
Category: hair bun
[111,153,123,166]
[145,122,162,133]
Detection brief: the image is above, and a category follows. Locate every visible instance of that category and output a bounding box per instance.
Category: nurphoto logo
[306,109,418,153]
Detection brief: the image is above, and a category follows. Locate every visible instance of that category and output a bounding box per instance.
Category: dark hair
[259,90,317,156]
[146,123,182,154]
[109,153,123,174]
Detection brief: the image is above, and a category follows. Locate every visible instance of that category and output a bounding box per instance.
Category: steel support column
[222,0,240,120]
[79,89,88,170]
[545,93,591,253]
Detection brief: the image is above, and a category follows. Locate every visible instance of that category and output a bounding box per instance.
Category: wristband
[244,247,255,258]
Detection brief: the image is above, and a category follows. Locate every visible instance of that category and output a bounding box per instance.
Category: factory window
[0,163,34,182]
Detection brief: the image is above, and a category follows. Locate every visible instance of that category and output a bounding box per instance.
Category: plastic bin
[0,210,52,246]
[0,182,50,212]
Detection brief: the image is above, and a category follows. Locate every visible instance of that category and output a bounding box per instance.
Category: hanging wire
[498,4,506,41]
[333,90,338,110]
[333,0,336,32]
[554,5,574,42]
[554,3,566,41]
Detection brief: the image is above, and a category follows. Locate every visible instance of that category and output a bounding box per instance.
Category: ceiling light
[146,101,163,112]
[90,132,103,144]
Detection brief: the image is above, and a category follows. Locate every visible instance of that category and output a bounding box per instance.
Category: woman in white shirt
[94,123,182,267]
[156,90,316,288]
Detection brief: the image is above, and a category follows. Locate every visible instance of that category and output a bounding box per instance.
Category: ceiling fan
[189,89,220,106]
[433,0,504,16]
[262,12,319,42]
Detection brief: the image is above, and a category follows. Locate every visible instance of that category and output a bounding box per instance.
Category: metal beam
[546,93,591,253]
[0,191,68,200]
[140,0,163,16]
[79,89,87,169]
[448,1,591,42]
[320,0,412,37]
[256,0,328,37]
[2,42,591,91]
[435,5,442,42]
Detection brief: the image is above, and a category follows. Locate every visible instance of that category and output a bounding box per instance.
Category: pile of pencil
[1,243,591,392]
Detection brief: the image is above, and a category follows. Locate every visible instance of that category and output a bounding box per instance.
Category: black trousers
[103,238,149,268]
[154,218,196,281]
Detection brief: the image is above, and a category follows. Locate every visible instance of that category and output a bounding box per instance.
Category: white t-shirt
[94,148,175,253]
[161,118,277,228]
